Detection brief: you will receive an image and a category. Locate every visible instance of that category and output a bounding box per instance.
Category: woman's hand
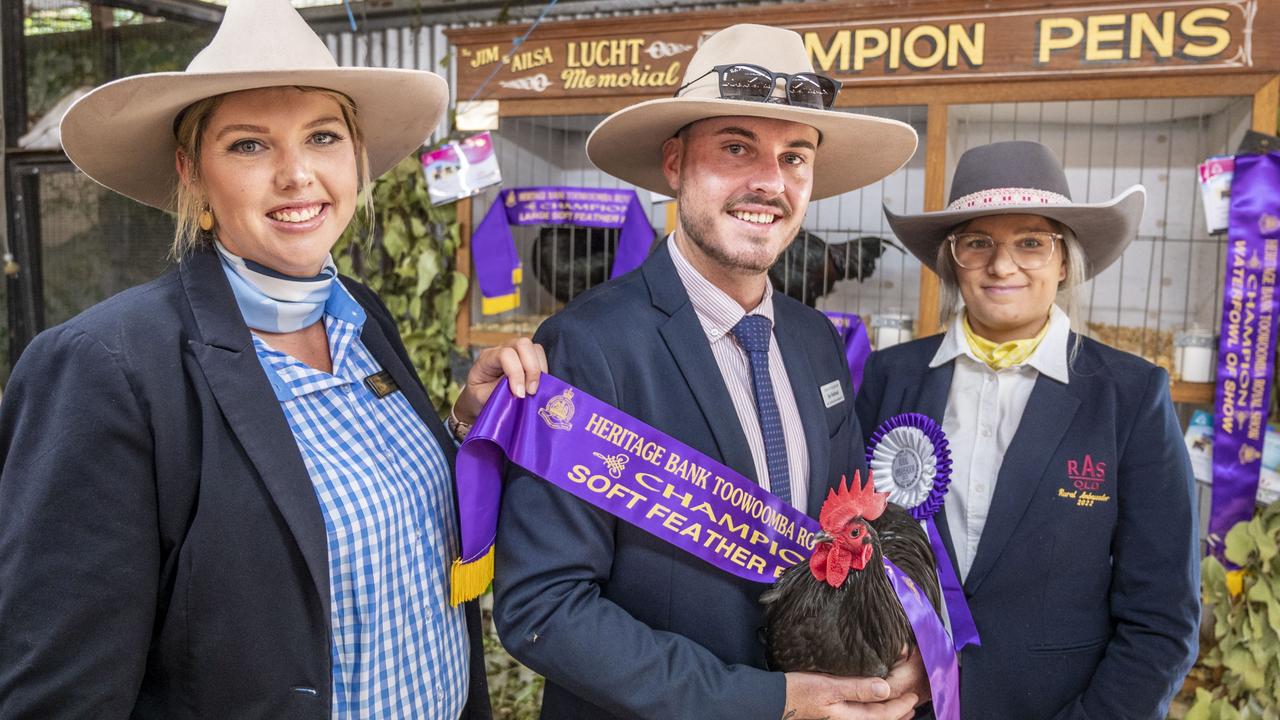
[452,337,547,427]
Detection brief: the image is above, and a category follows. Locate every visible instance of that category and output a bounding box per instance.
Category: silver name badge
[820,380,845,408]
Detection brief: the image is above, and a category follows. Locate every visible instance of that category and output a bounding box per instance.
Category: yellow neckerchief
[961,311,1052,371]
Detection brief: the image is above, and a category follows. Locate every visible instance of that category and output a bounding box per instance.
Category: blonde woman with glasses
[856,141,1199,719]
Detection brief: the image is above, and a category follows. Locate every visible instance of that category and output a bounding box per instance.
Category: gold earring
[198,207,215,232]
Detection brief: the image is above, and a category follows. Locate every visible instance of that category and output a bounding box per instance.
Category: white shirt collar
[668,234,774,341]
[929,304,1072,384]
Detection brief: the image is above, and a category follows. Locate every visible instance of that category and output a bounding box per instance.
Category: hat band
[947,187,1071,212]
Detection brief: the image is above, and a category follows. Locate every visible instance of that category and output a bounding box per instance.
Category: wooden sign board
[450,0,1275,102]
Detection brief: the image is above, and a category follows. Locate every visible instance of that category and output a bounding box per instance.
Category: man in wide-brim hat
[493,23,927,720]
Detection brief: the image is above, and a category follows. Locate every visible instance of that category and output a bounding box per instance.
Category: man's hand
[883,647,930,720]
[452,337,547,425]
[783,672,919,720]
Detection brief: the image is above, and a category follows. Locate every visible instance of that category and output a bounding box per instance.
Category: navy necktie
[729,314,792,506]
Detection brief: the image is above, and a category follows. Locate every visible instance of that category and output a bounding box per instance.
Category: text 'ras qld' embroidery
[1057,453,1111,508]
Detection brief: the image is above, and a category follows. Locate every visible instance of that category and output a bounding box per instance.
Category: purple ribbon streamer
[824,311,872,393]
[885,559,961,720]
[926,517,979,652]
[456,375,958,712]
[471,187,656,309]
[866,413,980,652]
[1209,151,1280,554]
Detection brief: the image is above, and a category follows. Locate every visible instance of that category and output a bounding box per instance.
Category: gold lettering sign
[448,1,1268,100]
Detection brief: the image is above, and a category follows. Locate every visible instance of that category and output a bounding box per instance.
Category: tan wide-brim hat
[586,24,918,201]
[884,141,1145,280]
[60,0,448,211]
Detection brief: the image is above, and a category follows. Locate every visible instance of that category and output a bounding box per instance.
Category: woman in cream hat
[0,1,541,717]
[856,141,1199,718]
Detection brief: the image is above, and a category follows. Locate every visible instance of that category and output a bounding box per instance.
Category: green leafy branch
[332,154,468,415]
[1190,500,1280,720]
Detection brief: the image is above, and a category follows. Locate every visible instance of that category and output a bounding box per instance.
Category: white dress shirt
[668,237,810,510]
[930,305,1072,580]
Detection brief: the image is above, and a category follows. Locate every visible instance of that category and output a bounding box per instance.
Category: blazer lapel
[911,361,963,576]
[352,298,457,468]
[772,305,831,519]
[180,250,330,609]
[964,374,1079,593]
[646,243,758,482]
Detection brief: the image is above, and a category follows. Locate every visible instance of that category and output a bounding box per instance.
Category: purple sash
[1209,151,1280,552]
[455,374,959,719]
[471,187,655,315]
[824,311,872,393]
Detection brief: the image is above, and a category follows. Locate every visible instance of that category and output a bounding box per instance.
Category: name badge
[820,380,844,408]
[364,370,399,399]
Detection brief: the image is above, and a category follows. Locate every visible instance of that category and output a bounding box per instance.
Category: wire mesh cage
[470,106,928,342]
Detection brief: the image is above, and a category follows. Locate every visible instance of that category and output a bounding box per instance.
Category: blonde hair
[171,86,373,258]
[934,218,1088,356]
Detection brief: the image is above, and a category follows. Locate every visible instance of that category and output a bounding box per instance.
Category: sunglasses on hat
[676,63,842,110]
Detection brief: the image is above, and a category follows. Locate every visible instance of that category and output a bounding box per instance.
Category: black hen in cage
[531,226,618,304]
[531,226,886,307]
[769,231,888,307]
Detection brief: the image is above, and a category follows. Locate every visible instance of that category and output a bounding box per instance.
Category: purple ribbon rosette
[866,413,980,652]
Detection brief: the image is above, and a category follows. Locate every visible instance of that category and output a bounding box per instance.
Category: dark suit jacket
[492,240,866,720]
[855,334,1199,720]
[0,248,490,720]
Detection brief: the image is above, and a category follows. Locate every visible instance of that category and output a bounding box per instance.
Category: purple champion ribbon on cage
[451,374,959,719]
[824,311,872,393]
[867,413,980,652]
[471,186,656,315]
[1209,151,1280,556]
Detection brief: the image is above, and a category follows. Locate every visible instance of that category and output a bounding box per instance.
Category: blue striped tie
[730,314,792,506]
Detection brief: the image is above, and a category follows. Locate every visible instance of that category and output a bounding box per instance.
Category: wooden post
[1253,75,1280,134]
[454,196,472,349]
[917,103,948,338]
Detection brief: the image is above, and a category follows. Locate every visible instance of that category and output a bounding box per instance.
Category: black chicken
[761,472,941,678]
[530,226,617,304]
[768,232,888,307]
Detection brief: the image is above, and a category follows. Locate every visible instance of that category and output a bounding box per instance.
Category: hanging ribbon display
[451,374,959,719]
[824,311,872,393]
[1209,150,1280,555]
[866,413,980,652]
[471,186,656,314]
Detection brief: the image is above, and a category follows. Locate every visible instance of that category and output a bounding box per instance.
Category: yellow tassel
[512,266,524,285]
[450,547,495,606]
[1226,569,1245,598]
[481,292,520,315]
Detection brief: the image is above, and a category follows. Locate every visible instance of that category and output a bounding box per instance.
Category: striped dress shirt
[669,236,810,510]
[250,282,469,719]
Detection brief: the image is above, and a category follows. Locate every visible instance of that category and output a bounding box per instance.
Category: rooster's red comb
[818,471,889,531]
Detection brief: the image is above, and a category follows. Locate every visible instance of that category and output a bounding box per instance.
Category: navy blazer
[492,241,865,720]
[0,248,490,720]
[855,333,1199,720]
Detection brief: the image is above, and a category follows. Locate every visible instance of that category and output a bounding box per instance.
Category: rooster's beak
[814,530,833,543]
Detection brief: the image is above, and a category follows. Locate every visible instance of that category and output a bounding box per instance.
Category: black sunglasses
[676,63,842,110]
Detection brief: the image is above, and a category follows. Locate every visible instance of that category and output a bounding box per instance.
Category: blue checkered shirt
[251,282,469,719]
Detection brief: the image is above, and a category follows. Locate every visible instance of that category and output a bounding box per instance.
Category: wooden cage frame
[447,1,1280,406]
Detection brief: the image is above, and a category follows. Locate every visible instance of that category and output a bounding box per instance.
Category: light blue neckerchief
[215,240,338,333]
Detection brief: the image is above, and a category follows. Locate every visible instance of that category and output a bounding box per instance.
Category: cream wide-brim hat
[884,141,1146,280]
[586,24,919,201]
[59,0,448,211]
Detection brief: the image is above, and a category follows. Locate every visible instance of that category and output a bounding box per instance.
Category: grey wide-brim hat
[885,141,1145,279]
[586,24,918,201]
[59,0,448,211]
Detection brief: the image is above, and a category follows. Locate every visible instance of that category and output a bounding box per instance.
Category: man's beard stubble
[678,191,798,275]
